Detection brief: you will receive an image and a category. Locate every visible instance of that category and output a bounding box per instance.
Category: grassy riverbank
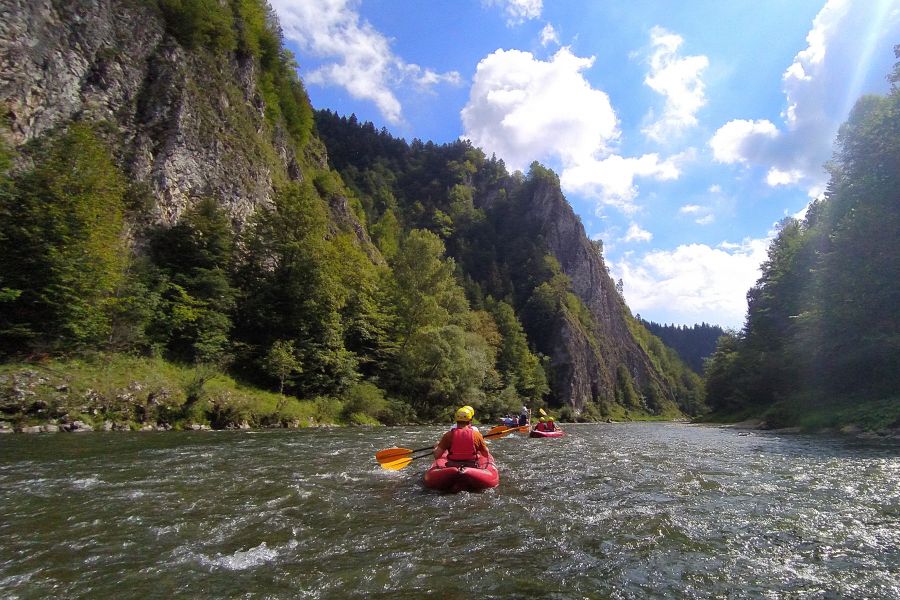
[698,396,900,436]
[0,354,687,433]
[0,355,345,431]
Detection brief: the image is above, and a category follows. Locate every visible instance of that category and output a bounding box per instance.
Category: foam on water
[196,542,280,571]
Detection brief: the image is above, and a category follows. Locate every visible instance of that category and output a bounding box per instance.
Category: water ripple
[0,424,898,599]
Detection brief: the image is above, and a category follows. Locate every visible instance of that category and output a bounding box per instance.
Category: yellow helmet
[539,416,547,422]
[455,405,475,422]
[548,417,555,422]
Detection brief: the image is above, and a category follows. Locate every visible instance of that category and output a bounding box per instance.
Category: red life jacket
[447,426,478,462]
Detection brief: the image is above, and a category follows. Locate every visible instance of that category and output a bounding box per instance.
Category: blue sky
[271,0,900,329]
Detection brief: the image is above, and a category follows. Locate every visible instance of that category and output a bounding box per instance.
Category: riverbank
[698,397,900,439]
[0,355,343,433]
[0,354,690,434]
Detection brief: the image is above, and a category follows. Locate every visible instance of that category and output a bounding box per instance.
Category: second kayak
[423,456,499,492]
[529,429,565,438]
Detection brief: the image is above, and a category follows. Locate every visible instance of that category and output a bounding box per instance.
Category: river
[0,423,898,599]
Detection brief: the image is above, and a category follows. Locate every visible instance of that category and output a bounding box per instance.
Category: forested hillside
[703,49,900,431]
[640,320,725,374]
[0,0,703,430]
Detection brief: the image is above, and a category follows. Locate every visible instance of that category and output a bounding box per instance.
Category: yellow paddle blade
[375,447,414,462]
[539,408,547,416]
[379,456,414,470]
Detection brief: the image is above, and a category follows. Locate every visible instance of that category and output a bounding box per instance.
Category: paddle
[375,425,523,470]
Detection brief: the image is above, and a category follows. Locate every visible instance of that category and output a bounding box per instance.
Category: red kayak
[529,428,565,438]
[423,455,499,492]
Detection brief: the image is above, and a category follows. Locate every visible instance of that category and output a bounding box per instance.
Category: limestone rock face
[516,180,664,411]
[1,0,284,230]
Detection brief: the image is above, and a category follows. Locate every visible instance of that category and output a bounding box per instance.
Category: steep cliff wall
[513,179,667,411]
[2,0,321,230]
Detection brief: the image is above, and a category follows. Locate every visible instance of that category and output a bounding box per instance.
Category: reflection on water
[1,424,898,599]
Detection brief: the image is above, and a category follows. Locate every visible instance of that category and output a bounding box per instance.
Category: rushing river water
[0,423,898,599]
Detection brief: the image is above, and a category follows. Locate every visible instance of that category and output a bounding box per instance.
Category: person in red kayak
[534,416,559,432]
[434,406,492,467]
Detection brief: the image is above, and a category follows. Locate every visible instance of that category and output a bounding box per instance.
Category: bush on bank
[0,355,348,431]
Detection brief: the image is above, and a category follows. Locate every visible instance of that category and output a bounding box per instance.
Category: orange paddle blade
[375,447,414,462]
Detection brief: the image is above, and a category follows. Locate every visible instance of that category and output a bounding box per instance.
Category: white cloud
[540,23,560,47]
[486,0,543,26]
[461,48,618,171]
[561,153,681,213]
[765,167,804,186]
[462,47,688,213]
[611,238,771,328]
[624,223,653,243]
[679,204,715,225]
[270,0,460,124]
[708,0,900,194]
[708,184,721,194]
[709,119,779,164]
[642,27,709,142]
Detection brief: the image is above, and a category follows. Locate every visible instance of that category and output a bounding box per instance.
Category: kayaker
[545,417,557,432]
[534,416,548,432]
[434,406,492,467]
[518,405,530,426]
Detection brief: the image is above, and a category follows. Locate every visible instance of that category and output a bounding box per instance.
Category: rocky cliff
[496,178,671,412]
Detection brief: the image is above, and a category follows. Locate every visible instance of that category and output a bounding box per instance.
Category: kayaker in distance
[434,406,493,468]
[534,416,559,432]
[518,405,530,427]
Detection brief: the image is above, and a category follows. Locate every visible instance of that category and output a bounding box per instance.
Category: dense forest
[639,320,725,374]
[0,0,704,431]
[703,47,900,431]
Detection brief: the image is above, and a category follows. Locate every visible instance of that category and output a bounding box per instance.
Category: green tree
[158,0,236,51]
[263,339,302,398]
[488,298,548,403]
[235,181,356,396]
[0,124,127,353]
[147,198,236,365]
[389,229,469,346]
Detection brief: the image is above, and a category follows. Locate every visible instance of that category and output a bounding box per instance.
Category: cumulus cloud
[462,47,686,212]
[486,0,543,26]
[540,23,560,47]
[561,153,681,213]
[461,48,618,171]
[709,119,779,164]
[624,223,653,243]
[642,27,709,142]
[270,0,460,124]
[611,238,771,328]
[708,0,900,194]
[765,167,804,186]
